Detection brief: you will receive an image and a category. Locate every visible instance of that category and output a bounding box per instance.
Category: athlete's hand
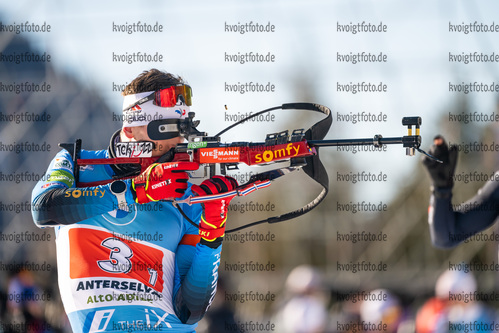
[422,135,458,189]
[191,176,239,248]
[132,162,199,204]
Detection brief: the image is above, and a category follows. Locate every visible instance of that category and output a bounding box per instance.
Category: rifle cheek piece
[147,112,206,141]
[147,119,182,140]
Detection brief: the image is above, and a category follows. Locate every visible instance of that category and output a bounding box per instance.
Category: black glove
[422,135,458,189]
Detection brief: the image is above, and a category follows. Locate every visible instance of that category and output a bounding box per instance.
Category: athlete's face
[122,126,184,157]
[121,90,190,156]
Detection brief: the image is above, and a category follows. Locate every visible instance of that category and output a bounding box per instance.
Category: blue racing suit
[428,172,499,248]
[31,148,221,333]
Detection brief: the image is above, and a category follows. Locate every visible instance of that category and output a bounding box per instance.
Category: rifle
[59,103,435,232]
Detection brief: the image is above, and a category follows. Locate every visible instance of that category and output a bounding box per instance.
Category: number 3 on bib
[96,237,159,286]
[97,238,133,273]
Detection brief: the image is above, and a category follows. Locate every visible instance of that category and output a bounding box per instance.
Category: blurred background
[1,0,499,332]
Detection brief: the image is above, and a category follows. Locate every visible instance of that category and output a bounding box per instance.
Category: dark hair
[122,69,185,96]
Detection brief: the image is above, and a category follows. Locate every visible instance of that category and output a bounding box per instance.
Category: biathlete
[31,69,237,332]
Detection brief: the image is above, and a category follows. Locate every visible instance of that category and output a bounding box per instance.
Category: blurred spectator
[359,289,406,333]
[273,265,328,333]
[5,269,54,333]
[416,269,495,333]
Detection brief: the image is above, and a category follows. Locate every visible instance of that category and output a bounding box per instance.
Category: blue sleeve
[429,174,499,248]
[173,244,221,324]
[174,198,203,282]
[172,186,222,324]
[31,150,132,227]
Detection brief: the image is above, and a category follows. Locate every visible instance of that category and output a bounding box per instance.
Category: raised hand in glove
[191,176,239,248]
[422,135,458,189]
[132,162,199,204]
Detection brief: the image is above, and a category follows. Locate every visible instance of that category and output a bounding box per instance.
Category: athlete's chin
[152,143,174,157]
[151,137,183,157]
[152,150,169,157]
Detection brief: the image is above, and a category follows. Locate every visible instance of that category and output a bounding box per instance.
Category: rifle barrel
[308,137,403,147]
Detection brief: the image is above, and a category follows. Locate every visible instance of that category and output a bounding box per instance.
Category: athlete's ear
[122,127,134,139]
